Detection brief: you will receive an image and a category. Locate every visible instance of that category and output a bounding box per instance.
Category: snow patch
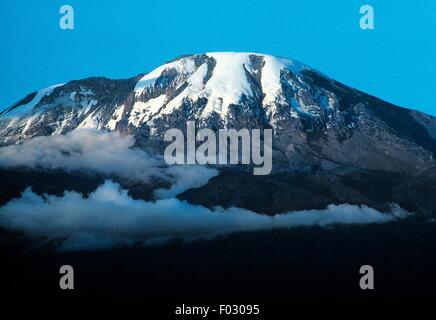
[1,84,64,120]
[107,105,125,130]
[78,111,101,129]
[160,63,209,115]
[134,58,196,96]
[201,52,254,118]
[261,54,304,106]
[129,95,167,127]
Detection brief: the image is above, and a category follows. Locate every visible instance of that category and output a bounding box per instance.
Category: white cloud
[0,129,410,251]
[0,180,406,251]
[0,129,161,181]
[0,129,218,196]
[154,165,218,199]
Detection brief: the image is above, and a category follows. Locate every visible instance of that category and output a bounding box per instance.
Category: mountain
[1,52,435,215]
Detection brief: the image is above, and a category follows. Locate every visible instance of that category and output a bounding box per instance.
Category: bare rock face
[1,52,435,215]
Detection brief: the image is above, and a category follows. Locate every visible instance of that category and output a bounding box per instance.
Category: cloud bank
[0,180,407,251]
[0,129,409,251]
[0,129,218,197]
[0,129,161,181]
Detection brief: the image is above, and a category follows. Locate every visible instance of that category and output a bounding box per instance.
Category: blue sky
[1,0,435,115]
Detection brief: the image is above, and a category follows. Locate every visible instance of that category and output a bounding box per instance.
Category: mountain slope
[1,52,435,176]
[1,52,436,216]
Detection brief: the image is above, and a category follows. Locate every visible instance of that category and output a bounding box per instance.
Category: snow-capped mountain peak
[0,52,321,136]
[132,52,308,122]
[1,52,435,176]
